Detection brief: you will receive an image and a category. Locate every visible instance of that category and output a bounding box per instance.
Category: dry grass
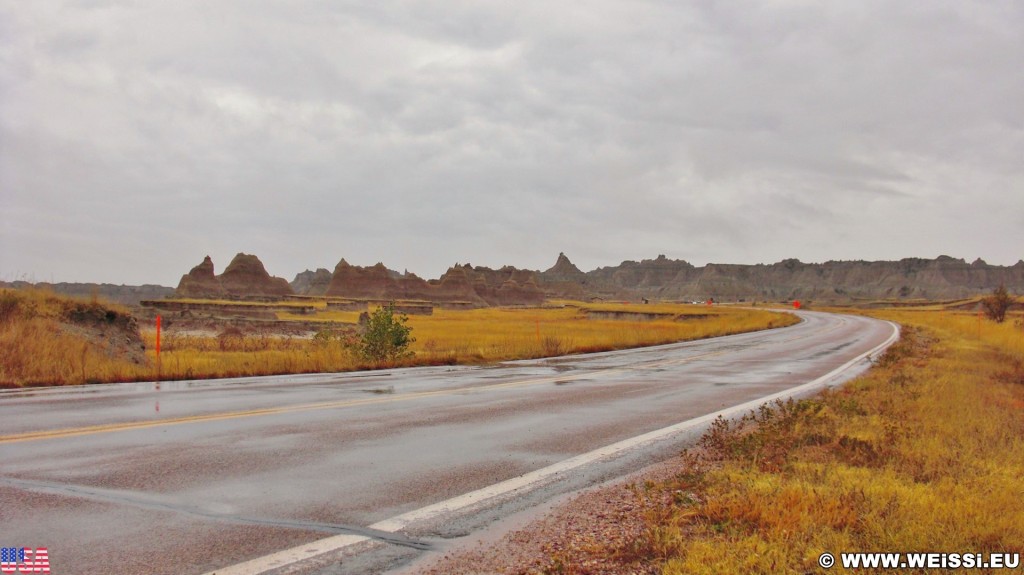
[141,329,354,381]
[406,304,795,364]
[145,303,797,381]
[1,289,796,386]
[0,289,148,386]
[563,308,1024,574]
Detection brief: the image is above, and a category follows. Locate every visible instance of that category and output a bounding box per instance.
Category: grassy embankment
[546,305,1024,574]
[0,289,797,386]
[0,289,144,386]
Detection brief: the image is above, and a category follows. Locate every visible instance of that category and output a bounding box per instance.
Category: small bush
[540,335,566,356]
[982,284,1013,323]
[347,302,415,365]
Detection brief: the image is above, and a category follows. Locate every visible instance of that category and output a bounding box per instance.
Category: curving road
[0,310,897,575]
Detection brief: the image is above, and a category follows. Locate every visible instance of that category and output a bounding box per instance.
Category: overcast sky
[2,1,1022,286]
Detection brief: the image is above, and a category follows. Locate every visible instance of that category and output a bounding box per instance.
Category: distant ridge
[295,253,1024,303]
[8,252,1020,307]
[0,281,175,306]
[572,254,1024,302]
[27,252,1007,306]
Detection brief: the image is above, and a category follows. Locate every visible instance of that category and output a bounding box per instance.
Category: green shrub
[348,302,415,365]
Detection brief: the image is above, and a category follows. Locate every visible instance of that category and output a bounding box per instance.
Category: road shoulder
[391,456,684,575]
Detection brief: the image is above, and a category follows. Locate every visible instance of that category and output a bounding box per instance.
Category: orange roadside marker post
[156,315,162,381]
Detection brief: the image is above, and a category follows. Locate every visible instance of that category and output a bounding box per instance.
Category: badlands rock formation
[176,254,294,299]
[571,254,1024,302]
[315,259,544,306]
[167,252,1021,304]
[288,268,333,296]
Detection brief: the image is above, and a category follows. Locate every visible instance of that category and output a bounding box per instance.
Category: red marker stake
[156,315,162,382]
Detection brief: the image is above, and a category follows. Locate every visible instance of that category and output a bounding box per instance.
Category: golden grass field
[542,304,1024,574]
[147,302,798,381]
[0,288,797,386]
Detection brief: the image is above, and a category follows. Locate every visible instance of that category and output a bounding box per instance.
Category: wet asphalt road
[0,311,896,575]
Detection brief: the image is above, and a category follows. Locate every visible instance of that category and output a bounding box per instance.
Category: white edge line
[206,318,900,575]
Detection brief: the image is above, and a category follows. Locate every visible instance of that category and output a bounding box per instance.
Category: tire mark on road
[0,476,433,550]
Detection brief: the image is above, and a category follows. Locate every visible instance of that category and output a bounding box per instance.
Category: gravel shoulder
[391,457,687,575]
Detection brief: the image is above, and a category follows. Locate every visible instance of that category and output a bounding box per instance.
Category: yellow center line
[1,368,628,444]
[0,345,752,444]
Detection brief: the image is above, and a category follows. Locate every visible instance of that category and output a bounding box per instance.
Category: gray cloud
[1,0,1022,285]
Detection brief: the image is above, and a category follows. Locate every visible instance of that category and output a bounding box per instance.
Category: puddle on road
[554,379,592,386]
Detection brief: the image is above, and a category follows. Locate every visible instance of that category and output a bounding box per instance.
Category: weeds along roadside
[0,288,798,387]
[542,309,1024,574]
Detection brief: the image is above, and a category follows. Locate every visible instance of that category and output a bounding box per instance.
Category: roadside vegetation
[532,303,1024,574]
[143,302,797,381]
[983,284,1014,323]
[0,288,796,387]
[311,302,416,365]
[0,289,146,386]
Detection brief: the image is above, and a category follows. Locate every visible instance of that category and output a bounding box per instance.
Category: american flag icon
[0,548,49,574]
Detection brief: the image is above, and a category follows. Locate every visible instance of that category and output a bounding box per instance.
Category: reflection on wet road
[0,311,897,575]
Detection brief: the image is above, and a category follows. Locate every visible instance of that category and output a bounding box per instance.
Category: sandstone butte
[321,259,545,306]
[175,253,293,299]
[172,252,1024,305]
